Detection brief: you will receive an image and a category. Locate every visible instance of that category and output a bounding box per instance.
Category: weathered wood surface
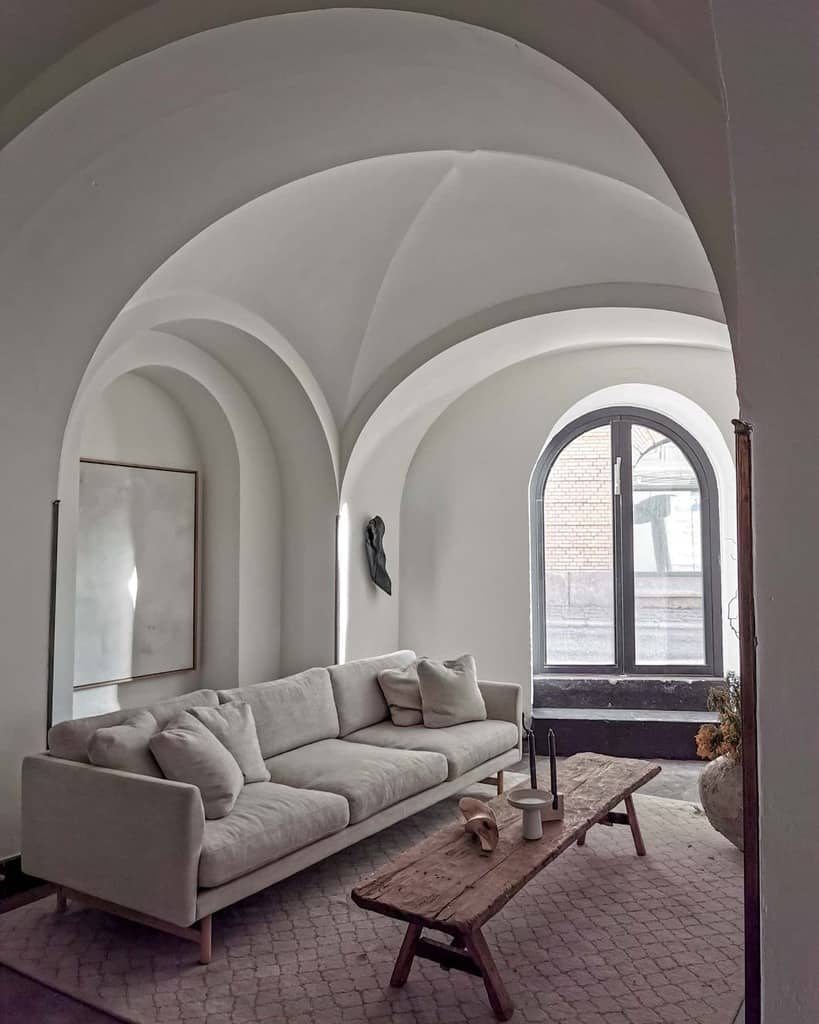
[352,753,659,934]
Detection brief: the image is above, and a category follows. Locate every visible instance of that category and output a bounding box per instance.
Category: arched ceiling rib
[341,308,732,504]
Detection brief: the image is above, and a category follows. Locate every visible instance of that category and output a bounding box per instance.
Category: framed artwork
[73,459,198,688]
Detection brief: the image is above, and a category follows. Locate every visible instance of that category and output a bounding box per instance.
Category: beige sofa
[22,650,521,961]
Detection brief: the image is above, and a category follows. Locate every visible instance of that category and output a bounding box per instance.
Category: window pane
[544,425,614,664]
[631,426,705,664]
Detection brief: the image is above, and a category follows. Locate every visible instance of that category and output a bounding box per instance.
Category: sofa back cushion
[188,702,270,783]
[47,688,219,763]
[218,668,338,758]
[149,711,243,820]
[87,710,163,777]
[329,651,416,736]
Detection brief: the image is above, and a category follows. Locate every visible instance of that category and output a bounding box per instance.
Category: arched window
[530,408,722,677]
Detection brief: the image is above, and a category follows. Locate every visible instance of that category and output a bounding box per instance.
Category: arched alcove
[392,327,736,707]
[339,309,731,668]
[53,331,281,724]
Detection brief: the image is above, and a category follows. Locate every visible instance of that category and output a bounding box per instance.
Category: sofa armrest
[478,680,523,749]
[22,754,205,927]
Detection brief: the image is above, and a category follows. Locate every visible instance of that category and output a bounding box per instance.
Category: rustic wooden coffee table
[352,752,660,1021]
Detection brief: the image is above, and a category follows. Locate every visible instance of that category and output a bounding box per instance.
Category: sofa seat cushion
[265,739,447,824]
[199,782,349,888]
[344,720,519,780]
[218,668,339,758]
[329,651,416,737]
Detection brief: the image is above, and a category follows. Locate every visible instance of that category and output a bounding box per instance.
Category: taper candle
[526,716,538,790]
[548,728,558,809]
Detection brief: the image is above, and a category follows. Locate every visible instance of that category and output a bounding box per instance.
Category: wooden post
[734,420,761,1024]
[496,770,504,795]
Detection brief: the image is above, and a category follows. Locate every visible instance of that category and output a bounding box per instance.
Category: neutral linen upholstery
[329,650,416,736]
[477,680,524,736]
[22,754,204,927]
[149,712,243,819]
[265,738,447,824]
[344,719,519,780]
[87,710,162,777]
[218,668,338,758]
[377,663,422,726]
[48,688,219,763]
[198,782,349,888]
[188,702,269,783]
[417,654,487,728]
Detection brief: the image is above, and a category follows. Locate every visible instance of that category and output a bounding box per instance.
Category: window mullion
[617,419,637,672]
[611,420,624,673]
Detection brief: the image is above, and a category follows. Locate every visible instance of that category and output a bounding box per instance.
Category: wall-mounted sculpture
[364,515,392,595]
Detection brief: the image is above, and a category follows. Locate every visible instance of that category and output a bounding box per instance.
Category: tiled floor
[0,786,742,1024]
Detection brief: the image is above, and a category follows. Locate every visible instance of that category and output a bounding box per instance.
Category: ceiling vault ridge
[344,157,460,420]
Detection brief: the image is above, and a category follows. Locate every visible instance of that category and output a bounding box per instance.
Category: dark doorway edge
[733,419,760,1024]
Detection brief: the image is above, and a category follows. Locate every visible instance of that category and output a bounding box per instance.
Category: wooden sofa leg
[199,915,212,965]
[496,770,504,795]
[56,887,68,913]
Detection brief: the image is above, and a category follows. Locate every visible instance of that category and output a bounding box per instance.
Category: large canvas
[74,460,197,687]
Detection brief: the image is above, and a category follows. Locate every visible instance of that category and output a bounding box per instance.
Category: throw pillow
[377,663,423,726]
[88,710,162,777]
[187,702,270,783]
[417,654,487,728]
[149,711,243,819]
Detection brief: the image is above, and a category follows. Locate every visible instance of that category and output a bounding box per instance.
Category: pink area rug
[0,794,743,1024]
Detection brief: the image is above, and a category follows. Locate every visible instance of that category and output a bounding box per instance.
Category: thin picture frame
[73,458,199,690]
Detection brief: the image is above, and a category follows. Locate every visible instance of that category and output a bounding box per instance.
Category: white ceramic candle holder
[507,789,563,840]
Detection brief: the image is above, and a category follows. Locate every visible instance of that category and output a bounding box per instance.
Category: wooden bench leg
[496,770,505,795]
[624,795,646,856]
[464,927,514,1022]
[576,832,586,847]
[390,922,422,987]
[55,887,67,913]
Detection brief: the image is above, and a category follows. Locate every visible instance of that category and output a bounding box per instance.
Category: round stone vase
[699,755,744,851]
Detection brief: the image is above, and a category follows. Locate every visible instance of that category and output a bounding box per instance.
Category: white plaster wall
[710,2,819,1017]
[400,344,738,705]
[78,373,200,470]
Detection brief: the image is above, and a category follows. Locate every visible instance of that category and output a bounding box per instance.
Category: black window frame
[530,407,723,677]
